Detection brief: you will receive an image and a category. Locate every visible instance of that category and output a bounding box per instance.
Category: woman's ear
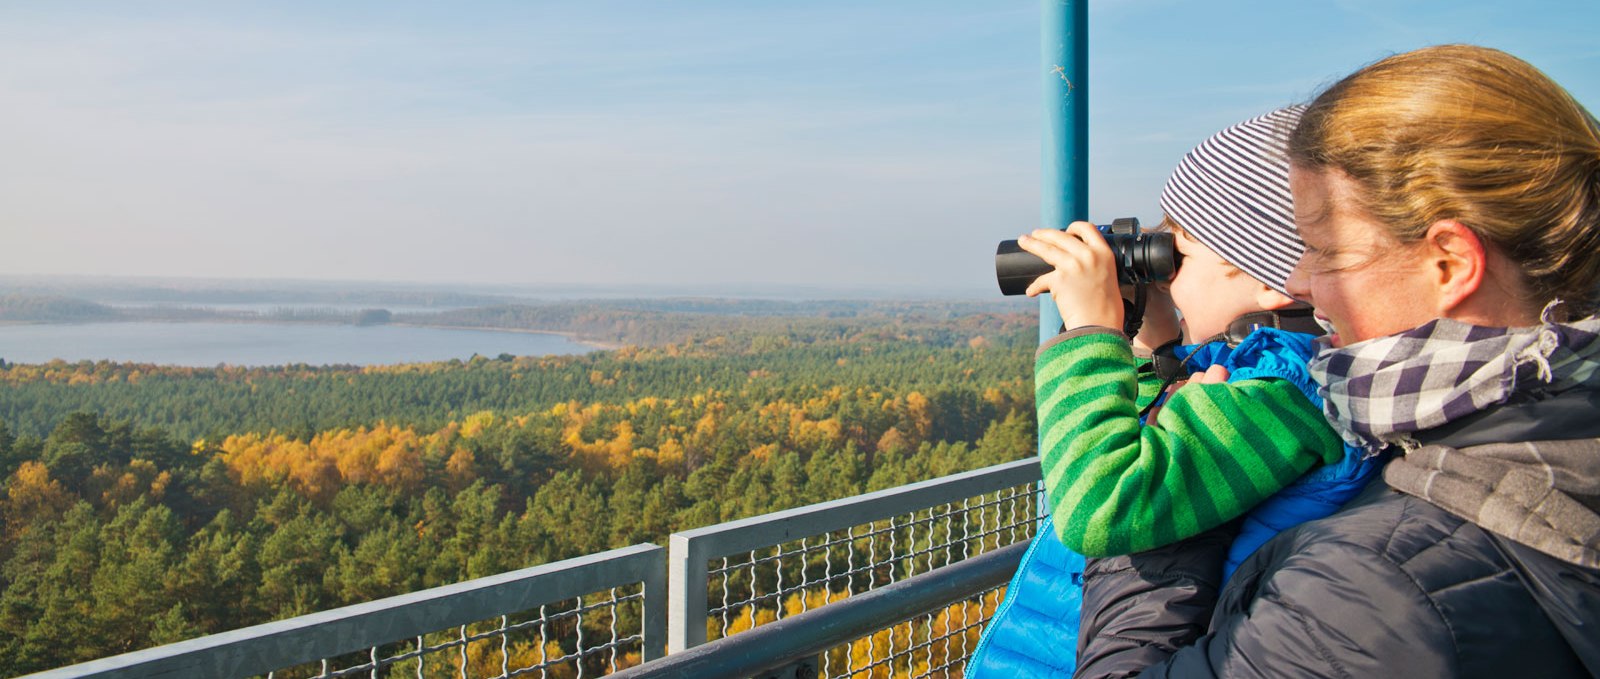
[1424,219,1487,314]
[1255,285,1297,311]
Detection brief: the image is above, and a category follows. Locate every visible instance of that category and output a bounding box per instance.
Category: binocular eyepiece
[995,217,1181,296]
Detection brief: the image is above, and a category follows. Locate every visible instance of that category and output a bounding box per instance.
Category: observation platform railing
[28,457,1043,679]
[663,457,1041,677]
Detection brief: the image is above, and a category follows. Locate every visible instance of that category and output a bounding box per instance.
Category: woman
[1073,44,1600,678]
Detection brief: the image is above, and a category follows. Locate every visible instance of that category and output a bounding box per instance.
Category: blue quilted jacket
[966,328,1377,677]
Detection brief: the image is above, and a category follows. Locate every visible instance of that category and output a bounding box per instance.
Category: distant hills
[0,295,122,323]
[0,275,1023,348]
[0,274,994,304]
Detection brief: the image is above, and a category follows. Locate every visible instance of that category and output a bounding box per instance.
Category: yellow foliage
[792,416,844,451]
[459,411,497,439]
[90,459,168,509]
[606,420,637,469]
[445,447,477,489]
[905,391,933,441]
[787,587,849,615]
[705,586,1006,678]
[877,427,907,454]
[414,634,575,679]
[217,424,434,501]
[554,404,647,472]
[691,411,718,442]
[5,461,72,536]
[375,438,423,492]
[837,590,1003,678]
[626,396,666,417]
[748,442,780,463]
[654,438,686,470]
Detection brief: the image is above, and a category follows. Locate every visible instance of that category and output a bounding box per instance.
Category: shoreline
[385,322,626,351]
[0,317,627,355]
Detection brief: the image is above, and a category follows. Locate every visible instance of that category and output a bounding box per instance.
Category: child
[968,106,1376,677]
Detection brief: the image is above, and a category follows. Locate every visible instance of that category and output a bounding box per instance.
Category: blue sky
[2,1,1596,297]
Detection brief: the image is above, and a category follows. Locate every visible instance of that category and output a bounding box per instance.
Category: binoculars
[994,218,1181,296]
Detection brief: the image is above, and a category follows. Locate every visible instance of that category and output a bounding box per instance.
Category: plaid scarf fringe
[1309,303,1600,453]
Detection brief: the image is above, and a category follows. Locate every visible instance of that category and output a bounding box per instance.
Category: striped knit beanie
[1159,105,1306,297]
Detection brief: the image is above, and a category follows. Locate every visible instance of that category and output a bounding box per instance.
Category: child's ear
[1255,285,1297,311]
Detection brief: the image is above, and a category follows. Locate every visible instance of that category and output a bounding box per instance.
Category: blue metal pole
[1039,0,1088,345]
[1034,15,1090,647]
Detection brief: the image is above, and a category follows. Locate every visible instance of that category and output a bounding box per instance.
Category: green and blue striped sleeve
[1036,329,1342,557]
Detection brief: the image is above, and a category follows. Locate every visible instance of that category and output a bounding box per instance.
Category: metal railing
[26,544,668,679]
[613,540,1029,679]
[29,458,1045,679]
[666,458,1042,677]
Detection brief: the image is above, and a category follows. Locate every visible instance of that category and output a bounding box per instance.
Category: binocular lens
[994,220,1180,296]
[994,240,1054,296]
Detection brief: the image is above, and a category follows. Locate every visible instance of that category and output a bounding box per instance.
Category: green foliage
[0,308,1039,675]
[0,306,1031,440]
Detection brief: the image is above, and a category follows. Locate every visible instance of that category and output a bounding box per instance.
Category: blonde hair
[1289,44,1600,313]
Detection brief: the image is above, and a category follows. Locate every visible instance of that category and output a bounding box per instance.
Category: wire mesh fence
[703,484,1036,645]
[262,584,647,679]
[35,461,1042,679]
[821,585,1006,679]
[30,544,666,679]
[670,459,1043,677]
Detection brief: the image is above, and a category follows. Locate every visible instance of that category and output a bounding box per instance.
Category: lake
[0,322,598,367]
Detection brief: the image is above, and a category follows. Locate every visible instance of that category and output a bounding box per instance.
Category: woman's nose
[1285,257,1312,302]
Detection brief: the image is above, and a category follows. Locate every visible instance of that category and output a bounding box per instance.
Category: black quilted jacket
[1075,390,1600,678]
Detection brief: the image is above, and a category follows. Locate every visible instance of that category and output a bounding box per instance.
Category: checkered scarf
[1308,305,1600,454]
[1308,306,1600,567]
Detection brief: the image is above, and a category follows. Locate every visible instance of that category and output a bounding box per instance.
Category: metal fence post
[642,544,670,661]
[667,532,709,653]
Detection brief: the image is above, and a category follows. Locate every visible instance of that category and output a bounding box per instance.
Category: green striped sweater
[1037,329,1343,557]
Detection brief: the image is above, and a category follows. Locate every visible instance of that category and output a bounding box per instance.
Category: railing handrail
[615,540,1028,679]
[671,457,1040,558]
[23,457,1046,677]
[23,543,668,679]
[668,456,1041,652]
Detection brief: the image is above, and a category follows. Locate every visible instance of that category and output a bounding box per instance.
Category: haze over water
[0,322,595,367]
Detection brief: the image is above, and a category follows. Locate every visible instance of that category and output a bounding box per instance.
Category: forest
[0,303,1039,676]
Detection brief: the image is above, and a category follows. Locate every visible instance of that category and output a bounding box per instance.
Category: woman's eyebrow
[1294,197,1334,229]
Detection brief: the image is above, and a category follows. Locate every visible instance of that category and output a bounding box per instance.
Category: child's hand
[1017,222,1123,332]
[1132,283,1181,352]
[1160,366,1227,414]
[1188,365,1230,384]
